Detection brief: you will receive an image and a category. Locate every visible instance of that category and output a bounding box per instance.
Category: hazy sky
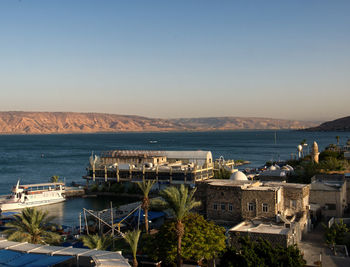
[0,0,349,121]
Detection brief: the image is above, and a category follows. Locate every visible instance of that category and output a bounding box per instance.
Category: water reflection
[35,196,139,226]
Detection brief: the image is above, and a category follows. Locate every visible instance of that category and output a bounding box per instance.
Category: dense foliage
[220,237,306,267]
[152,184,201,267]
[144,213,226,265]
[213,167,232,179]
[287,145,350,184]
[4,207,61,245]
[323,220,349,247]
[81,234,113,250]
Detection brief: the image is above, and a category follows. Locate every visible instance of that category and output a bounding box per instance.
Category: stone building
[195,179,310,247]
[195,179,310,228]
[309,174,347,218]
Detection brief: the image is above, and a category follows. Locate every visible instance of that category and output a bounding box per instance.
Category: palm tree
[81,234,113,250]
[3,207,61,244]
[136,179,156,233]
[124,229,141,267]
[50,175,60,183]
[153,184,201,267]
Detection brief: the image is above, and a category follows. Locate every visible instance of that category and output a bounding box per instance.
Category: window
[213,203,218,210]
[325,203,336,210]
[262,203,268,212]
[290,200,296,209]
[229,204,233,211]
[221,203,226,210]
[248,202,255,211]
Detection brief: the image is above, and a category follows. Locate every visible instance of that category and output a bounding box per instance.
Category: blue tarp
[0,250,72,267]
[0,212,19,218]
[132,210,165,221]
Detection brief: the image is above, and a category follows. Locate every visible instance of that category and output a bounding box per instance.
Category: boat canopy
[17,182,64,189]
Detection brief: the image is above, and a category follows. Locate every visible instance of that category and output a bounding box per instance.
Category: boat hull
[0,197,65,211]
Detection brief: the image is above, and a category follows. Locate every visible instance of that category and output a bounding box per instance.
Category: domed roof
[230,171,248,181]
[268,165,277,171]
[285,164,294,171]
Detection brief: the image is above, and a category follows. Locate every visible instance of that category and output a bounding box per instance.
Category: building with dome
[195,179,309,226]
[230,170,248,181]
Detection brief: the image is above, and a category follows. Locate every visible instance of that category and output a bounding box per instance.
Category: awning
[0,249,72,267]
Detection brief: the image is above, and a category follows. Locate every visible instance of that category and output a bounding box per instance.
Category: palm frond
[124,229,141,259]
[136,179,156,197]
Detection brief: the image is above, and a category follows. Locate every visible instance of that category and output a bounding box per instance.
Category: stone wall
[282,185,309,217]
[205,185,243,224]
[241,189,277,220]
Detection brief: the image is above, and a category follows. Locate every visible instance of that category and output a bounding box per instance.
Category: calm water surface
[0,131,349,225]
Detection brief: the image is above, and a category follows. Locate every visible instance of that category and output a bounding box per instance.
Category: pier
[64,186,85,198]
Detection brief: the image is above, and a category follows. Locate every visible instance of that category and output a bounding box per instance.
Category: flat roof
[0,238,130,267]
[264,182,308,189]
[230,221,291,235]
[204,179,252,187]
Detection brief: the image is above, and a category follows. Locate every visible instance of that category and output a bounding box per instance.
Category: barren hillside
[0,112,317,134]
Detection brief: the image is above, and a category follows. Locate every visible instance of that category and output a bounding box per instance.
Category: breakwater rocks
[65,187,85,198]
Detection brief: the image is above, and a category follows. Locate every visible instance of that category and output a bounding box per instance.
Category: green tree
[152,185,201,267]
[136,179,156,233]
[50,175,60,183]
[124,229,141,267]
[81,234,113,250]
[323,220,349,251]
[145,213,226,265]
[220,237,305,267]
[214,168,231,179]
[4,208,61,245]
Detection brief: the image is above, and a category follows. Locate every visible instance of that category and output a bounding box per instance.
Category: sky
[0,0,349,122]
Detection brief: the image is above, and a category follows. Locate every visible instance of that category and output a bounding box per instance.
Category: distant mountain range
[305,116,350,131]
[0,112,317,134]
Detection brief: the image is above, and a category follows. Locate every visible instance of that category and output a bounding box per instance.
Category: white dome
[230,171,248,181]
[280,165,294,171]
[268,165,277,171]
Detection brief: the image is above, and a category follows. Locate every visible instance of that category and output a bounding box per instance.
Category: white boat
[0,181,65,211]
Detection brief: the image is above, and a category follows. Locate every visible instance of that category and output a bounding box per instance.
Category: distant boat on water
[149,140,158,144]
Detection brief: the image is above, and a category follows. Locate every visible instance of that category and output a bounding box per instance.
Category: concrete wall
[310,184,346,218]
[229,229,293,249]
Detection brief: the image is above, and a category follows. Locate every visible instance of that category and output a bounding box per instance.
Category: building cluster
[195,177,309,248]
[83,146,350,250]
[195,168,350,248]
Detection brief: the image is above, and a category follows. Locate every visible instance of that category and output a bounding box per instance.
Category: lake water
[0,131,349,225]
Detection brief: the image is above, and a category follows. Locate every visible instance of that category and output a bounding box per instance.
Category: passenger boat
[0,181,65,211]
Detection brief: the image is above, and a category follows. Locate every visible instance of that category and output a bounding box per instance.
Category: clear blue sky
[0,0,349,121]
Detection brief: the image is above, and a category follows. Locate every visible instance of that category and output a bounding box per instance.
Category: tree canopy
[220,237,306,267]
[4,207,61,245]
[144,213,226,265]
[323,220,349,247]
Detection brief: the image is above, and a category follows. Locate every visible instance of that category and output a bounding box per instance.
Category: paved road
[299,224,350,267]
